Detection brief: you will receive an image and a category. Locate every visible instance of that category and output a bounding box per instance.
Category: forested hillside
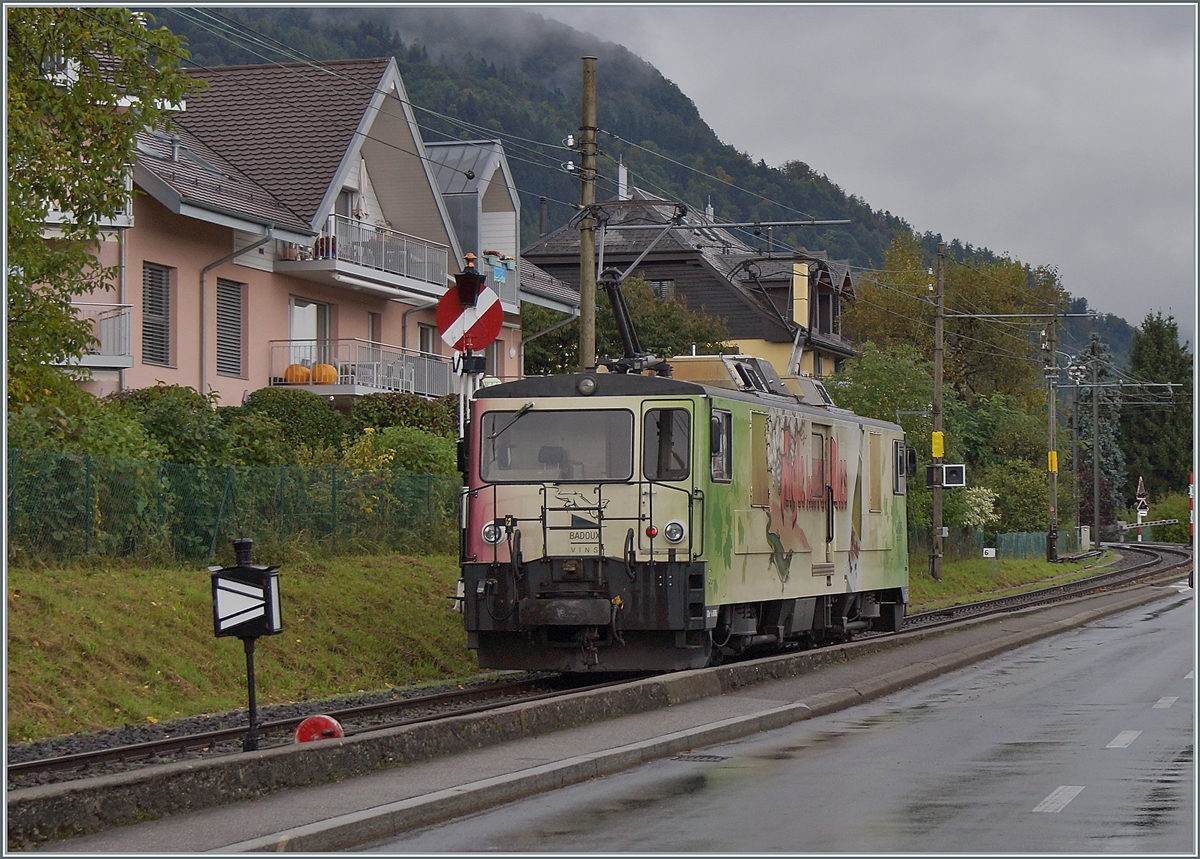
[151,6,1135,363]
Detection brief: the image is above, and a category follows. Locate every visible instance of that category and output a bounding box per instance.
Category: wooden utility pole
[577,56,598,371]
[931,242,945,581]
[1046,305,1059,561]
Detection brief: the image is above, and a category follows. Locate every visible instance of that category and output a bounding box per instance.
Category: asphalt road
[371,582,1195,853]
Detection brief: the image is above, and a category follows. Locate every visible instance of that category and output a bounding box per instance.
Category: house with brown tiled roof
[71,57,576,407]
[522,188,856,378]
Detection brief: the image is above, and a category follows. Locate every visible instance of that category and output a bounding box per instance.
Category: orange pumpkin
[283,363,310,384]
[311,362,338,383]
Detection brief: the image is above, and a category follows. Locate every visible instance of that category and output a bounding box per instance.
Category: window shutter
[216,278,244,377]
[142,262,171,365]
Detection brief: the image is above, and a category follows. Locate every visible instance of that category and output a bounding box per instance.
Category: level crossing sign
[437,285,502,352]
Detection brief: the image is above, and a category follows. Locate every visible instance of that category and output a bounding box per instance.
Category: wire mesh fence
[6,449,461,563]
[908,527,1080,562]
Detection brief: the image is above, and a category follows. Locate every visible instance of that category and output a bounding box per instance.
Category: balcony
[58,303,133,369]
[480,252,519,310]
[275,215,449,301]
[269,338,453,405]
[44,171,134,233]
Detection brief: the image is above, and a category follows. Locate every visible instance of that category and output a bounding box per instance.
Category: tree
[1070,334,1127,534]
[520,277,729,375]
[841,233,1064,409]
[7,8,198,407]
[980,459,1047,532]
[1118,312,1193,502]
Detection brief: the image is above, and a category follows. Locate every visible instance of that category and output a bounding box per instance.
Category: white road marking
[1153,697,1179,709]
[1186,671,1194,680]
[1106,730,1141,748]
[1033,785,1085,813]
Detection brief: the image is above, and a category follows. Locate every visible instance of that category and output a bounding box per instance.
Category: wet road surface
[369,583,1194,853]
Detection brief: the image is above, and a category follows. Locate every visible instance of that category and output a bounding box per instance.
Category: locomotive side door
[639,400,696,557]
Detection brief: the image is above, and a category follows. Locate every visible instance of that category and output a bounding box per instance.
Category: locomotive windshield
[479,409,633,483]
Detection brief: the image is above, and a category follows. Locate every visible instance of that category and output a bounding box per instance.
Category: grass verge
[908,552,1118,611]
[7,549,1123,744]
[6,554,477,744]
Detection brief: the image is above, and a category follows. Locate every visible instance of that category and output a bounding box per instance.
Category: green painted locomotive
[460,352,910,671]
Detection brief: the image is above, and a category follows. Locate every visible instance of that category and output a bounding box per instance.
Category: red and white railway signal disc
[436,285,503,352]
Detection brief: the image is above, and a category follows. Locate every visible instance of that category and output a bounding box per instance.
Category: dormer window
[335,189,353,218]
[649,279,675,300]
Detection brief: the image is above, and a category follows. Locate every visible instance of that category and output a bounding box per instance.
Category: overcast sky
[534,4,1196,346]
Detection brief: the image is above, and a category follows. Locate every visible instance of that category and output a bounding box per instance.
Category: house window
[142,261,172,366]
[216,278,245,377]
[818,290,833,334]
[649,279,675,299]
[289,296,330,365]
[419,323,437,355]
[485,339,504,378]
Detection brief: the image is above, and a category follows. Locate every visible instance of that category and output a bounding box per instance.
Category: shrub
[980,459,1047,532]
[243,386,347,452]
[107,384,229,466]
[216,407,295,467]
[371,426,457,475]
[347,393,457,438]
[8,398,166,462]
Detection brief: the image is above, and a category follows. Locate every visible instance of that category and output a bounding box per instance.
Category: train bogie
[460,355,909,671]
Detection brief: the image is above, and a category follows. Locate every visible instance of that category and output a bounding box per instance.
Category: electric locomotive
[459,348,911,672]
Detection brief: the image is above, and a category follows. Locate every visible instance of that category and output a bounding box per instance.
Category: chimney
[617,159,629,201]
[705,197,714,221]
[539,196,547,237]
[169,133,180,162]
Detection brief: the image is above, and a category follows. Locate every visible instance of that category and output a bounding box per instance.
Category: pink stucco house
[69,57,576,409]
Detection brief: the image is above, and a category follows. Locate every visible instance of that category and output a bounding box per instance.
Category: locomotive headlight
[481,521,504,544]
[663,520,686,543]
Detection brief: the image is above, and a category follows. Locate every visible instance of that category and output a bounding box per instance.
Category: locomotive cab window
[643,408,690,481]
[480,409,633,483]
[710,409,732,482]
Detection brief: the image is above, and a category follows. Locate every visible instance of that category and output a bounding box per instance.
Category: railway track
[6,673,634,790]
[901,542,1191,632]
[9,543,1189,790]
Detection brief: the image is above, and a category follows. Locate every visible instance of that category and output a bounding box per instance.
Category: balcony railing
[58,303,132,366]
[481,253,519,307]
[305,214,448,287]
[45,171,134,231]
[269,338,453,398]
